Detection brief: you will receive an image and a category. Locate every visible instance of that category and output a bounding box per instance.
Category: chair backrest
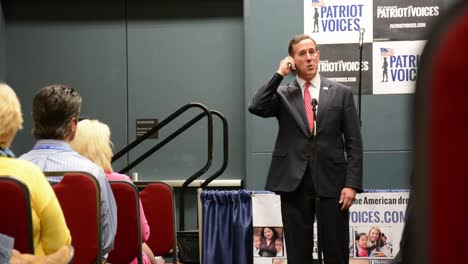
[140,182,177,263]
[0,176,34,254]
[107,181,143,264]
[45,171,102,264]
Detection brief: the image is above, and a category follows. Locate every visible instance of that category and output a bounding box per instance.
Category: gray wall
[125,1,244,184]
[0,1,5,81]
[124,1,244,229]
[2,0,243,230]
[4,1,128,174]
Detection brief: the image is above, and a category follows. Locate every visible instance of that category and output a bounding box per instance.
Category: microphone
[312,98,318,112]
[359,27,365,47]
[312,98,318,136]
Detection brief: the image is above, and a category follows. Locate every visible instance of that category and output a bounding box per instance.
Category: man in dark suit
[249,34,363,264]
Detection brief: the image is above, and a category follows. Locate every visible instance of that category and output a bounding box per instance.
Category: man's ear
[68,116,78,141]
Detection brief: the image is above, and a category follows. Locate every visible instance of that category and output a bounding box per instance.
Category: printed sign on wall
[252,194,287,264]
[372,41,425,94]
[252,191,409,263]
[304,0,442,94]
[348,191,409,263]
[374,0,443,41]
[304,0,373,44]
[319,43,373,94]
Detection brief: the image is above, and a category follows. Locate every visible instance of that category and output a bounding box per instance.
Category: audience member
[0,83,71,256]
[1,232,73,264]
[19,84,117,258]
[69,119,159,264]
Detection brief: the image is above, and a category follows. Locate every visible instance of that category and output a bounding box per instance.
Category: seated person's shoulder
[69,152,106,177]
[1,159,52,192]
[106,172,131,182]
[6,158,45,175]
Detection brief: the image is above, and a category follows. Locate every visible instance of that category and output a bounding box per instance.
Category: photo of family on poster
[353,226,393,258]
[253,227,287,264]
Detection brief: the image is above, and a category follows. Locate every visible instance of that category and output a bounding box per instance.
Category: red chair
[140,182,177,264]
[0,176,34,254]
[412,2,468,263]
[107,181,143,264]
[45,171,102,264]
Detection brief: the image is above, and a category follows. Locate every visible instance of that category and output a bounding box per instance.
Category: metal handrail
[112,102,212,164]
[118,112,211,174]
[110,102,213,231]
[200,110,228,189]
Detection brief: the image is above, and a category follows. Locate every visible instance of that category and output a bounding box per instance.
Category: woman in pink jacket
[70,119,161,264]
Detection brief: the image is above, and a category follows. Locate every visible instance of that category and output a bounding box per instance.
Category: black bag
[177,231,199,264]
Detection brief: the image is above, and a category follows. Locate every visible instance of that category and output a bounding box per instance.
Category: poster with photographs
[304,0,443,94]
[252,193,288,264]
[252,191,408,263]
[348,190,409,263]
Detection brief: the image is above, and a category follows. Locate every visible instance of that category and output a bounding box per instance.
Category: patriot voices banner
[348,190,409,264]
[304,0,442,94]
[304,0,373,44]
[252,190,409,263]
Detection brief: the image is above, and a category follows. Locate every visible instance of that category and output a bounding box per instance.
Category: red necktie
[304,82,314,133]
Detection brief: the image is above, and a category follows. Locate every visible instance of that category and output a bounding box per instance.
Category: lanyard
[0,148,15,158]
[32,145,69,151]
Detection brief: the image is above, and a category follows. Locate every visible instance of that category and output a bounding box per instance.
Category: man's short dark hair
[32,84,82,139]
[288,34,319,57]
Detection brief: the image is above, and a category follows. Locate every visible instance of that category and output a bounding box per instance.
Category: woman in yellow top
[0,83,71,256]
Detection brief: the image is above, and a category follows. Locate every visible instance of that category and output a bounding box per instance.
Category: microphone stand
[358,28,365,127]
[312,99,322,264]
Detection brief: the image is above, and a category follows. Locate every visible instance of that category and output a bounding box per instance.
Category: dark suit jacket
[249,73,363,197]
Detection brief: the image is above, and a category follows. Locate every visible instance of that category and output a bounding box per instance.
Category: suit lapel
[283,80,310,137]
[317,77,333,127]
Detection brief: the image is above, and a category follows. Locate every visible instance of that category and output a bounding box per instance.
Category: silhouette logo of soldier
[380,47,394,82]
[382,57,389,82]
[313,8,320,33]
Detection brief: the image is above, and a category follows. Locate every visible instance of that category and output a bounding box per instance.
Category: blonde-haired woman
[367,226,390,257]
[0,83,71,257]
[70,119,159,264]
